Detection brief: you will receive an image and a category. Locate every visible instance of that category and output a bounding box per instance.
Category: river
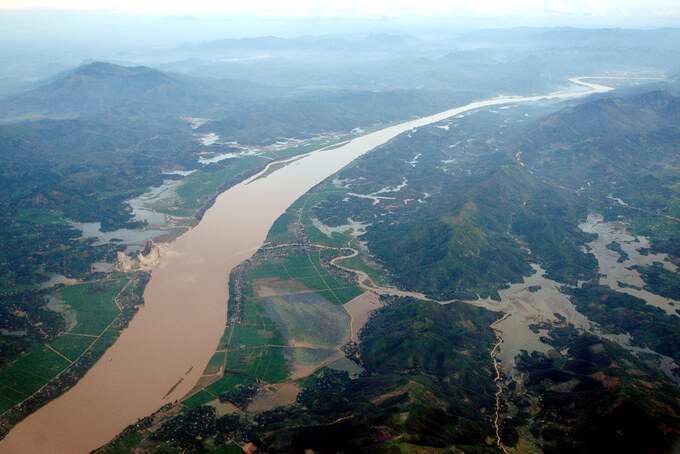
[0,78,613,453]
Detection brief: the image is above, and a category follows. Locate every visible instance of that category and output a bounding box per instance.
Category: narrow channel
[0,79,612,453]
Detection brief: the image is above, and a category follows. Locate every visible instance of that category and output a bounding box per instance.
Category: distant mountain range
[457,27,680,50]
[0,61,270,120]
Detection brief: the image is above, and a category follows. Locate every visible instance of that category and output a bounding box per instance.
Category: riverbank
[0,78,613,453]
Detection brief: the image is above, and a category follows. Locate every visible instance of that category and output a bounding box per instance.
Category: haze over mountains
[3,27,680,133]
[1,16,680,453]
[4,27,680,101]
[0,61,274,120]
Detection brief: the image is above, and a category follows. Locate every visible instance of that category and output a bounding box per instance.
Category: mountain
[0,61,268,120]
[519,91,680,201]
[458,27,680,51]
[194,89,477,145]
[530,90,680,139]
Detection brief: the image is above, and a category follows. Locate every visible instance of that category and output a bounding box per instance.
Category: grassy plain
[60,280,126,335]
[169,155,269,214]
[0,279,126,413]
[183,251,359,410]
[182,390,217,409]
[205,374,257,397]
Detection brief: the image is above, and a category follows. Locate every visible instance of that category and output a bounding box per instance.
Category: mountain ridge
[0,61,269,120]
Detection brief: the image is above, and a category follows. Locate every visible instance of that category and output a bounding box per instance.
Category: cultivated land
[2,38,680,452]
[0,93,361,438]
[101,78,680,452]
[182,250,361,413]
[0,278,128,414]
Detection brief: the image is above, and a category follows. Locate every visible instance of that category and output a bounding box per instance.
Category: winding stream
[0,78,613,453]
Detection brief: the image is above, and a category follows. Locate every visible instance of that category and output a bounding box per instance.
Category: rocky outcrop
[117,251,135,273]
[116,240,166,272]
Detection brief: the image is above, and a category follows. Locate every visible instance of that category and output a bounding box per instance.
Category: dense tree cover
[198,89,477,145]
[510,187,598,284]
[218,384,260,408]
[515,326,680,454]
[0,114,202,230]
[254,297,503,452]
[518,90,680,251]
[372,219,532,300]
[310,112,599,299]
[151,406,218,451]
[634,264,680,302]
[569,283,680,363]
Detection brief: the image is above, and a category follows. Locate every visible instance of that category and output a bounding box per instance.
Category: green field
[332,286,364,303]
[171,155,270,212]
[256,252,358,305]
[50,334,96,361]
[185,250,361,409]
[0,344,70,412]
[261,292,350,348]
[183,390,216,409]
[266,210,297,244]
[204,352,226,375]
[229,322,285,348]
[224,346,289,383]
[284,265,318,279]
[0,279,126,413]
[282,347,341,373]
[60,279,127,335]
[205,374,257,397]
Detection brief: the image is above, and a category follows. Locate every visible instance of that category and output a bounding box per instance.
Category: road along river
[0,78,613,453]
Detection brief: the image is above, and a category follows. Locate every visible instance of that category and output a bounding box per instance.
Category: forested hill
[524,90,680,147]
[0,61,265,119]
[518,90,680,219]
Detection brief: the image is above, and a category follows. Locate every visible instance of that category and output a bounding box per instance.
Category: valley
[90,75,680,453]
[0,74,618,454]
[1,18,680,454]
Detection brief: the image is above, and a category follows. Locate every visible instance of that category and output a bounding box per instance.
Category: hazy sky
[1,0,679,22]
[0,0,677,97]
[0,0,677,70]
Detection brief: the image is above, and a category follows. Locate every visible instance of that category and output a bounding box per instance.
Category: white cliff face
[117,241,167,273]
[137,241,164,271]
[116,251,135,273]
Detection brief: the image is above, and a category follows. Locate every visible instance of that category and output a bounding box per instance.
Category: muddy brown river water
[0,79,613,453]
